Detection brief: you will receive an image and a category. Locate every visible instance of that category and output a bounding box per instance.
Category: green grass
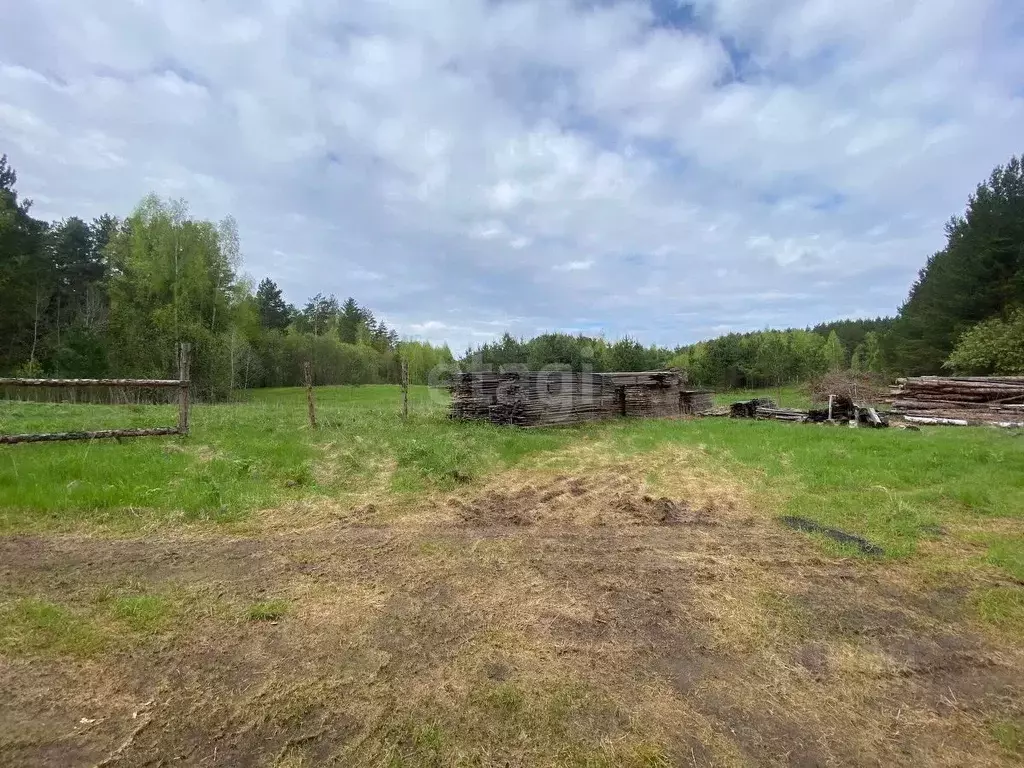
[110,595,173,633]
[2,385,1022,580]
[974,588,1024,635]
[713,385,812,409]
[0,599,106,657]
[0,386,576,531]
[990,719,1024,757]
[246,599,289,622]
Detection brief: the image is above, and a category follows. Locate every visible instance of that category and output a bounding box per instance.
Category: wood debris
[890,376,1024,427]
[730,395,889,428]
[449,370,712,427]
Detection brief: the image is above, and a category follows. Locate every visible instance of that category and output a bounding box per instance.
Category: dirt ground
[1,450,1022,766]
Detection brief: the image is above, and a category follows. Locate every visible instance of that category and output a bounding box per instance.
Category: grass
[0,386,579,531]
[0,599,106,657]
[246,599,289,622]
[2,385,1022,573]
[2,384,1023,765]
[974,588,1024,634]
[714,384,813,409]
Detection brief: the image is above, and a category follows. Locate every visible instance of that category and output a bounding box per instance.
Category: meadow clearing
[1,385,1022,766]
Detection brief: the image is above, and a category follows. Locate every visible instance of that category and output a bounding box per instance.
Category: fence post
[401,359,409,420]
[304,361,317,429]
[177,343,192,436]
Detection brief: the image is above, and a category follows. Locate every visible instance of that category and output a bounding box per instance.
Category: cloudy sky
[2,1,1022,351]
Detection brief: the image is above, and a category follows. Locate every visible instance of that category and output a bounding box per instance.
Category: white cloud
[1,0,1022,352]
[554,260,595,272]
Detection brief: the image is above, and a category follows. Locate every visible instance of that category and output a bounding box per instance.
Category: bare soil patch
[2,454,1021,766]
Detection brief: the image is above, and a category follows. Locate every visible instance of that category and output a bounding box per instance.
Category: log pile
[681,390,714,415]
[449,370,695,427]
[730,394,889,428]
[756,407,807,422]
[617,371,685,418]
[489,372,619,427]
[890,376,1024,427]
[449,372,504,420]
[730,398,776,418]
[450,371,620,427]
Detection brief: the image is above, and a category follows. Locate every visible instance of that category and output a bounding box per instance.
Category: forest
[1,152,1022,395]
[0,156,453,399]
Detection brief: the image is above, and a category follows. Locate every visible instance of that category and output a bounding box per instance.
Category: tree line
[3,150,1021,394]
[460,154,1023,388]
[0,155,453,398]
[458,321,886,390]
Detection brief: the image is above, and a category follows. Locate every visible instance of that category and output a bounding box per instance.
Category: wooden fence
[0,344,191,445]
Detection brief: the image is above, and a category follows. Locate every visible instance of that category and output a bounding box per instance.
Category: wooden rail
[0,428,181,445]
[1,344,191,446]
[0,378,182,387]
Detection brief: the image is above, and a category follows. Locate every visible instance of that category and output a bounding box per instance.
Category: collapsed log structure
[731,395,889,428]
[890,376,1024,427]
[449,370,713,427]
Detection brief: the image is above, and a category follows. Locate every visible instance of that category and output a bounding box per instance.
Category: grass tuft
[0,599,105,657]
[973,588,1024,636]
[111,595,172,633]
[990,719,1024,756]
[247,599,289,622]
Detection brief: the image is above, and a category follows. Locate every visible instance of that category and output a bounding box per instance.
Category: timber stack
[890,376,1024,427]
[449,370,709,427]
[606,370,687,419]
[681,390,714,415]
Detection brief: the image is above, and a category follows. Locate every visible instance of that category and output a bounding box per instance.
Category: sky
[2,0,1022,353]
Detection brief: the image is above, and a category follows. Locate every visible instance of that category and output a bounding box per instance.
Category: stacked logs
[730,398,776,418]
[611,371,686,418]
[449,370,697,426]
[449,372,504,420]
[890,376,1024,426]
[450,371,620,427]
[681,390,714,415]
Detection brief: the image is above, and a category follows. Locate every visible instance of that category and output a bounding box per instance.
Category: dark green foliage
[255,278,291,331]
[0,155,452,395]
[945,308,1024,374]
[462,332,671,373]
[4,149,1022,390]
[889,155,1024,374]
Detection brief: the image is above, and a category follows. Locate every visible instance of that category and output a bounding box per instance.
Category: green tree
[889,154,1024,374]
[255,278,291,330]
[338,297,364,344]
[824,330,846,371]
[945,309,1024,374]
[0,154,48,373]
[106,195,240,398]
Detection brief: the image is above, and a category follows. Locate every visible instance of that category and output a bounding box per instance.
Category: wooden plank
[177,343,191,436]
[0,428,180,445]
[401,359,409,420]
[303,362,317,429]
[0,378,183,388]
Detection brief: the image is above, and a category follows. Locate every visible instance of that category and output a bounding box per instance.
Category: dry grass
[1,440,1022,767]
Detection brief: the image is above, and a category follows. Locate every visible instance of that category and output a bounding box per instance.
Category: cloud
[554,260,595,272]
[1,0,1022,352]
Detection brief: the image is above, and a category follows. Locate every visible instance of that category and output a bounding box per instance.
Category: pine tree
[255,278,290,330]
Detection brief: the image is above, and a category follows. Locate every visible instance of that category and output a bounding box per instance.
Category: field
[1,385,1023,766]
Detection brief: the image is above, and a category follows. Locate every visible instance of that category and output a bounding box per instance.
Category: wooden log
[0,427,181,445]
[401,359,409,420]
[177,343,191,436]
[303,361,317,429]
[0,377,182,388]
